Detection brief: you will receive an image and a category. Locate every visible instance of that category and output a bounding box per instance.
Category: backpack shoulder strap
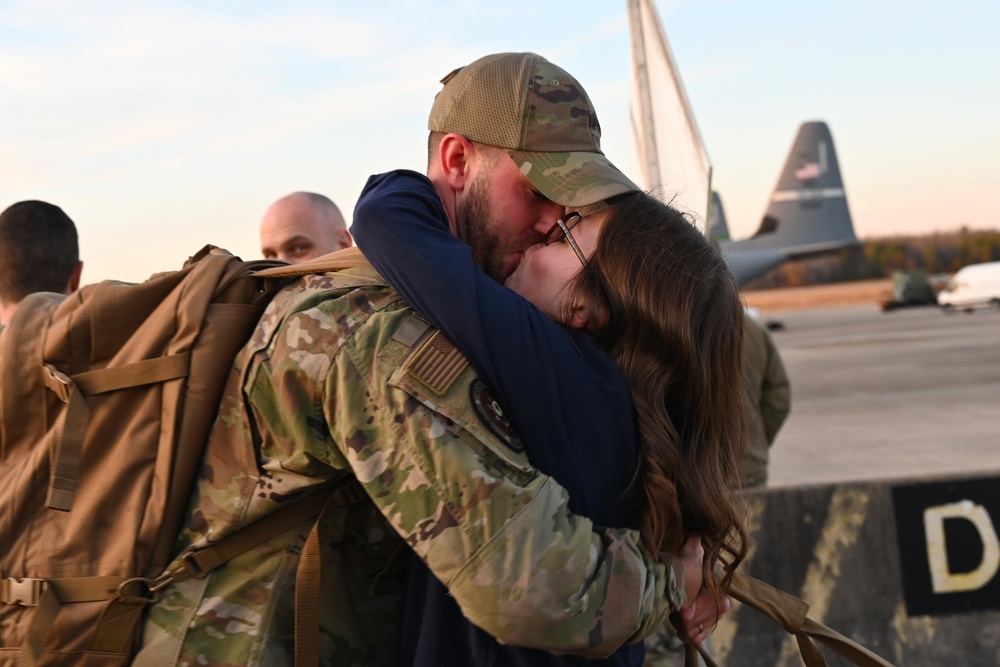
[683,573,895,667]
[254,247,371,278]
[155,474,365,586]
[731,574,895,666]
[152,474,365,665]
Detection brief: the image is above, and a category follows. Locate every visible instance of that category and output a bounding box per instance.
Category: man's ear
[66,260,83,294]
[438,133,475,191]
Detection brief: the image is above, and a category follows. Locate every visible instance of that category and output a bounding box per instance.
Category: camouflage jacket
[136,266,678,667]
[741,316,791,489]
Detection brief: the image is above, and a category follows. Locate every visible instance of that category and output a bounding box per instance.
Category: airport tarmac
[762,302,1000,488]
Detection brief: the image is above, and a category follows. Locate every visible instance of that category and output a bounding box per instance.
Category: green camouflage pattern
[508,148,639,208]
[510,57,640,206]
[428,52,639,208]
[136,265,674,667]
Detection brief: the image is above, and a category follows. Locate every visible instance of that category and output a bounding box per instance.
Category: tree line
[743,227,1000,290]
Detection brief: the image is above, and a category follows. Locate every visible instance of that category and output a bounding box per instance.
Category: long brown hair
[569,192,749,601]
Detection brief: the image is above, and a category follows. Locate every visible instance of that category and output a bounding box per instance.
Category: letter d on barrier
[924,500,1000,593]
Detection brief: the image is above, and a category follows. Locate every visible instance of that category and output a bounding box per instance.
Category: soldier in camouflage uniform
[137,263,685,666]
[136,52,709,667]
[740,314,791,489]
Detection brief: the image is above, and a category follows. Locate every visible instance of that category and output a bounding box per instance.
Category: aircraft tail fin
[709,191,730,241]
[747,121,859,254]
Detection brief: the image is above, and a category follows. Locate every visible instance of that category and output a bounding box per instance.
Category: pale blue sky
[2,0,998,283]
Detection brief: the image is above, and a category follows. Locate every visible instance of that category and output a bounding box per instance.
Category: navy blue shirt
[353,170,643,667]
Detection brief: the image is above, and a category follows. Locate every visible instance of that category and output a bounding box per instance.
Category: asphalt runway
[763,302,1000,488]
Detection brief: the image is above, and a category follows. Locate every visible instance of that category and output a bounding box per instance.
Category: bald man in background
[259,192,352,264]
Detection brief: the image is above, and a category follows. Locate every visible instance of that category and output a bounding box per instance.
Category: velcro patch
[406,331,468,396]
[470,378,524,452]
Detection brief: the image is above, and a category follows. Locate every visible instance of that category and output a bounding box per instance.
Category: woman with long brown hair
[509,191,748,604]
[354,167,748,667]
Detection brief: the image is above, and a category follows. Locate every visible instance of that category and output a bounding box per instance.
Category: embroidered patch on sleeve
[470,378,524,452]
[406,330,468,396]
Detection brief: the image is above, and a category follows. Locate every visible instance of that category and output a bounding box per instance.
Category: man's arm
[298,297,682,657]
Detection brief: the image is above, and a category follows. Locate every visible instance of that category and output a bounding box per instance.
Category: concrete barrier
[709,471,1000,666]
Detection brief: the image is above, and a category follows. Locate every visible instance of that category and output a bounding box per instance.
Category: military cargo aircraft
[627,0,860,286]
[709,122,861,285]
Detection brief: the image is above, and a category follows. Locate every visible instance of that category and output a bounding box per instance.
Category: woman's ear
[568,300,609,333]
[568,304,589,330]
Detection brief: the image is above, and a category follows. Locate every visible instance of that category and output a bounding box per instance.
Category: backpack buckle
[3,578,46,606]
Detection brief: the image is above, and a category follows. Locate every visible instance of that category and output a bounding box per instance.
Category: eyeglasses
[543,212,588,267]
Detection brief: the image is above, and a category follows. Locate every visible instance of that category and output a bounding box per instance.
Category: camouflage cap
[428,52,639,207]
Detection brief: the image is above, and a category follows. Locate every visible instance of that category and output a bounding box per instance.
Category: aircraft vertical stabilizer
[709,191,730,241]
[744,121,858,251]
[627,0,712,228]
[719,121,860,284]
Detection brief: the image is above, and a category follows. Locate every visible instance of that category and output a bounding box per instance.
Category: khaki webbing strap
[51,576,125,602]
[294,518,324,667]
[683,574,895,667]
[176,489,332,579]
[162,475,364,586]
[684,641,713,667]
[38,354,191,512]
[802,616,894,666]
[140,476,365,667]
[253,247,370,278]
[88,579,156,654]
[1,576,124,606]
[73,352,191,396]
[18,584,59,667]
[731,574,895,666]
[11,576,127,666]
[41,367,89,512]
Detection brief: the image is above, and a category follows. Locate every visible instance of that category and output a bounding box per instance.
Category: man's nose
[532,201,565,236]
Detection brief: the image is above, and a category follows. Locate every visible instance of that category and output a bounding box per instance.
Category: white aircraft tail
[627,0,711,228]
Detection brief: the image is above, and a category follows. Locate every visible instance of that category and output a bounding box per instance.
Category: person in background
[0,200,83,325]
[740,313,791,489]
[259,191,352,263]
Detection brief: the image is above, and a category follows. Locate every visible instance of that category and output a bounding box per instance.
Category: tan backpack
[0,246,366,666]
